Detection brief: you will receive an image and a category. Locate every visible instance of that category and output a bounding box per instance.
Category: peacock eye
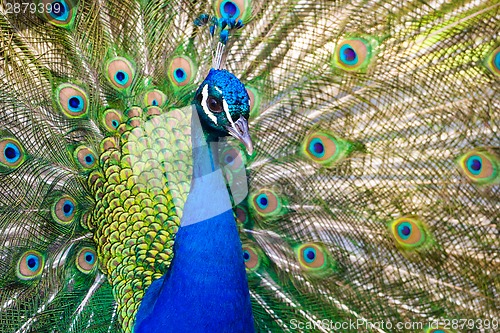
[241,245,261,272]
[76,247,98,274]
[17,250,44,280]
[389,216,431,251]
[207,96,223,113]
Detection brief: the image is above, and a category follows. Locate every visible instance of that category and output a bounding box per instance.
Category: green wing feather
[1,0,498,332]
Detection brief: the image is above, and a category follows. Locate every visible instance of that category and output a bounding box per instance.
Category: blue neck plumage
[134,109,254,333]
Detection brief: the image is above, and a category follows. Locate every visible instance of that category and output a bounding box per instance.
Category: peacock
[0,0,498,332]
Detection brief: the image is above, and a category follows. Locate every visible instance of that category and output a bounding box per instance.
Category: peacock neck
[134,109,254,333]
[189,112,220,181]
[179,111,234,226]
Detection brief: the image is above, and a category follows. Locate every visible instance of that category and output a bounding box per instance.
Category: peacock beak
[227,116,253,155]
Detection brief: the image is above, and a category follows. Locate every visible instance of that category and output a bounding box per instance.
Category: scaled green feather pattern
[88,106,193,330]
[0,0,499,332]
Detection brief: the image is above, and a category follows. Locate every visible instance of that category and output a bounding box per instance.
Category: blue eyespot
[466,155,482,175]
[106,58,135,90]
[67,95,84,113]
[495,51,500,70]
[74,146,97,169]
[83,153,95,166]
[457,149,498,185]
[220,0,240,19]
[114,70,129,85]
[56,84,88,117]
[111,119,119,128]
[50,0,69,21]
[62,200,75,217]
[26,254,40,272]
[224,2,237,16]
[168,57,195,88]
[174,68,187,83]
[151,99,158,106]
[77,247,97,273]
[17,251,44,280]
[4,143,21,163]
[303,247,317,263]
[84,251,95,265]
[116,71,125,81]
[242,246,260,271]
[256,193,268,209]
[339,44,358,65]
[390,217,429,251]
[308,138,325,158]
[296,243,328,271]
[225,154,234,164]
[1,139,25,168]
[397,222,412,240]
[53,196,77,224]
[251,189,283,217]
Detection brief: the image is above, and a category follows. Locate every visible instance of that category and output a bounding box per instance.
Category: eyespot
[389,216,430,251]
[168,56,197,88]
[55,83,88,118]
[207,96,223,113]
[234,206,248,225]
[333,38,373,72]
[106,57,135,90]
[102,109,123,132]
[250,189,284,218]
[220,146,245,172]
[484,46,500,76]
[52,195,77,225]
[457,149,499,185]
[17,250,44,280]
[144,89,167,107]
[214,0,250,21]
[0,138,25,169]
[39,0,77,28]
[295,243,328,271]
[242,245,260,272]
[302,131,352,167]
[246,86,261,118]
[49,0,70,21]
[76,247,97,274]
[74,146,97,169]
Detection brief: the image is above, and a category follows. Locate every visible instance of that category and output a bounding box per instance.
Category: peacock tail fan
[0,0,499,332]
[0,0,202,331]
[224,0,499,331]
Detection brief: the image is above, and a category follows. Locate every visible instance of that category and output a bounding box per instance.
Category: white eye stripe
[201,84,218,125]
[223,99,236,128]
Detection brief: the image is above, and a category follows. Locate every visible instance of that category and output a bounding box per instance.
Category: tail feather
[233,0,499,330]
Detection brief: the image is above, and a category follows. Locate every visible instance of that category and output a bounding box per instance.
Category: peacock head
[193,69,253,154]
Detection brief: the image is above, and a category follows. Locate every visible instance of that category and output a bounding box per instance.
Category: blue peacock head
[193,68,253,154]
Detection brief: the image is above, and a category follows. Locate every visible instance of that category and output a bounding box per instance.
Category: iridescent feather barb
[0,0,499,332]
